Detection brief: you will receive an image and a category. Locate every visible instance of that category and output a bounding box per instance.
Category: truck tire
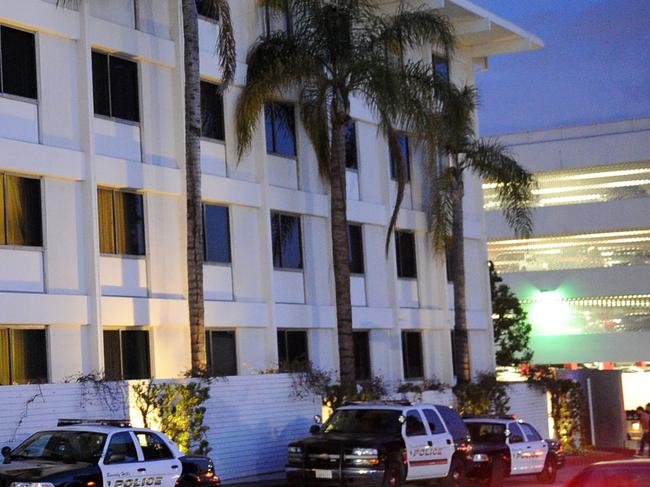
[487,457,505,487]
[383,461,403,487]
[441,457,467,487]
[536,456,557,484]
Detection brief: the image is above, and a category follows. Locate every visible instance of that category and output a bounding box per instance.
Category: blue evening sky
[471,0,650,135]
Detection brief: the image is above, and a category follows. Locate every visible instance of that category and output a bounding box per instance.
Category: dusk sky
[472,0,650,135]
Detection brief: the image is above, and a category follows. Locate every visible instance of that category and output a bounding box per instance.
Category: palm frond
[300,83,331,179]
[206,0,237,89]
[384,127,407,253]
[55,0,78,8]
[438,84,478,154]
[427,166,455,251]
[466,139,535,237]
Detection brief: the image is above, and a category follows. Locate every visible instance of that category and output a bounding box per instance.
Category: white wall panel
[0,97,38,144]
[350,275,367,306]
[48,326,83,382]
[94,118,142,162]
[204,264,234,301]
[90,0,135,28]
[0,249,44,293]
[397,278,419,309]
[140,63,176,168]
[273,270,305,304]
[267,154,298,189]
[100,256,147,297]
[346,169,360,200]
[201,140,227,176]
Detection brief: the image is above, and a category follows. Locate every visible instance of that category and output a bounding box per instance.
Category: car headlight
[472,454,489,463]
[11,483,55,487]
[288,446,302,454]
[351,448,378,456]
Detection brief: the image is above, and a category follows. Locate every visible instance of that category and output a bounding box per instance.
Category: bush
[453,372,510,416]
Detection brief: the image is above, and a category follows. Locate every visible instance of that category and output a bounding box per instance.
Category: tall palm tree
[236,0,453,394]
[429,84,534,384]
[58,0,236,376]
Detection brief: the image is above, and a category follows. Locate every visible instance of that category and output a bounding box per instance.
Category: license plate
[314,469,333,479]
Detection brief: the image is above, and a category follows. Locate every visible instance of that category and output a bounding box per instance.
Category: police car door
[403,409,437,480]
[133,431,182,487]
[507,422,532,474]
[519,423,548,473]
[422,408,455,477]
[101,431,143,487]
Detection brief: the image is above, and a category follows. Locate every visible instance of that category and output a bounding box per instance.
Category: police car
[286,401,473,487]
[0,419,220,487]
[464,416,564,486]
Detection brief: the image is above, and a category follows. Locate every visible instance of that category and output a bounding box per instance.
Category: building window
[402,330,424,379]
[433,53,449,81]
[0,174,42,247]
[277,329,308,371]
[196,0,219,21]
[98,188,146,256]
[103,329,151,380]
[263,1,291,35]
[344,118,358,169]
[271,212,303,270]
[203,204,230,263]
[206,330,237,376]
[390,133,411,181]
[265,102,296,157]
[200,81,225,141]
[353,331,371,381]
[0,328,47,385]
[395,230,417,278]
[0,26,37,100]
[92,51,140,123]
[348,224,365,275]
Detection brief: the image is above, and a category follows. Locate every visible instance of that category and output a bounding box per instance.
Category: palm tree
[236,0,453,394]
[429,84,534,384]
[57,0,236,376]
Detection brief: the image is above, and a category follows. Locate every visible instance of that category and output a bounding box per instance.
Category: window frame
[395,230,418,279]
[103,329,151,381]
[98,187,146,257]
[202,203,231,264]
[0,25,38,102]
[205,329,238,377]
[271,211,303,270]
[0,172,43,249]
[401,330,424,380]
[277,328,309,372]
[0,327,49,385]
[264,101,297,158]
[91,50,141,124]
[200,80,226,142]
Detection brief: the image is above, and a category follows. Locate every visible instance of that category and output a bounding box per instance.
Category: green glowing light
[528,290,575,336]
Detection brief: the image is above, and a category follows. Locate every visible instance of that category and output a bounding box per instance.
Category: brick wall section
[506,382,552,438]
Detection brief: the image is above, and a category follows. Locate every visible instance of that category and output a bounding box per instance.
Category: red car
[565,459,650,487]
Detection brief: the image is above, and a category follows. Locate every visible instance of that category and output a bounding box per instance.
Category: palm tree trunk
[329,110,356,395]
[450,169,471,384]
[182,0,206,375]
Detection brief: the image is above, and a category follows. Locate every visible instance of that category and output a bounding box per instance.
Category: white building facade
[0,0,539,386]
[486,118,650,364]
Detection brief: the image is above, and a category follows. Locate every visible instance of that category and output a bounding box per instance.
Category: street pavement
[502,463,584,487]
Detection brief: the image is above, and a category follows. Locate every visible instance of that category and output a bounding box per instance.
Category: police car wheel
[382,461,403,487]
[487,457,504,487]
[536,456,557,484]
[441,457,467,487]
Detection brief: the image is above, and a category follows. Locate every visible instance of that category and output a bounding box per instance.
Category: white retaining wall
[505,382,552,439]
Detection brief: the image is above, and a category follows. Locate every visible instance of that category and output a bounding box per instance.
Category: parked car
[564,459,650,487]
[463,416,564,486]
[0,419,220,487]
[286,401,473,487]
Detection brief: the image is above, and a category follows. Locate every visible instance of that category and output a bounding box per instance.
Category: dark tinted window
[0,328,47,385]
[508,422,525,443]
[0,174,42,247]
[92,52,140,122]
[401,331,423,379]
[348,224,364,274]
[405,410,427,437]
[277,329,308,371]
[103,330,151,380]
[196,0,219,20]
[106,432,138,464]
[135,432,173,460]
[344,118,358,169]
[353,331,371,381]
[203,204,230,263]
[206,330,237,376]
[98,189,146,256]
[271,212,302,269]
[200,81,225,140]
[324,409,402,435]
[433,54,449,81]
[423,408,446,435]
[521,423,542,442]
[466,422,506,443]
[395,231,417,278]
[265,102,296,157]
[437,406,469,441]
[390,133,411,181]
[1,26,37,99]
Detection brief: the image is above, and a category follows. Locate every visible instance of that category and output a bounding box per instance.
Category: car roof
[51,425,159,435]
[338,403,449,412]
[463,418,519,425]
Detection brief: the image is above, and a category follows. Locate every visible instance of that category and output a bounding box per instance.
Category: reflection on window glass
[103,330,151,380]
[203,204,230,263]
[98,189,145,256]
[1,175,42,247]
[344,118,358,169]
[348,224,364,275]
[206,330,237,376]
[489,229,650,273]
[265,102,296,157]
[0,328,47,385]
[277,329,308,371]
[1,26,37,99]
[92,52,140,122]
[200,81,225,140]
[271,212,302,269]
[395,231,417,278]
[401,331,423,379]
[390,133,411,181]
[353,331,371,381]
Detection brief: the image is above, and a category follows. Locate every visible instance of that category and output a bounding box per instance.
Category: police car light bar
[57,419,131,427]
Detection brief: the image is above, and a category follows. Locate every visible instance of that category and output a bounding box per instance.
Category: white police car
[0,419,220,487]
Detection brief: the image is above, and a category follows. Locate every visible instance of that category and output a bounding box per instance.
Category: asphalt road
[502,463,584,487]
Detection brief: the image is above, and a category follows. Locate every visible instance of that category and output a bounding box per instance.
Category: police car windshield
[11,431,107,464]
[323,409,402,435]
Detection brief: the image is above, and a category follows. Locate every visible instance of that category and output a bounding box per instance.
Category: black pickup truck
[0,419,219,487]
[464,417,564,487]
[286,402,474,487]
